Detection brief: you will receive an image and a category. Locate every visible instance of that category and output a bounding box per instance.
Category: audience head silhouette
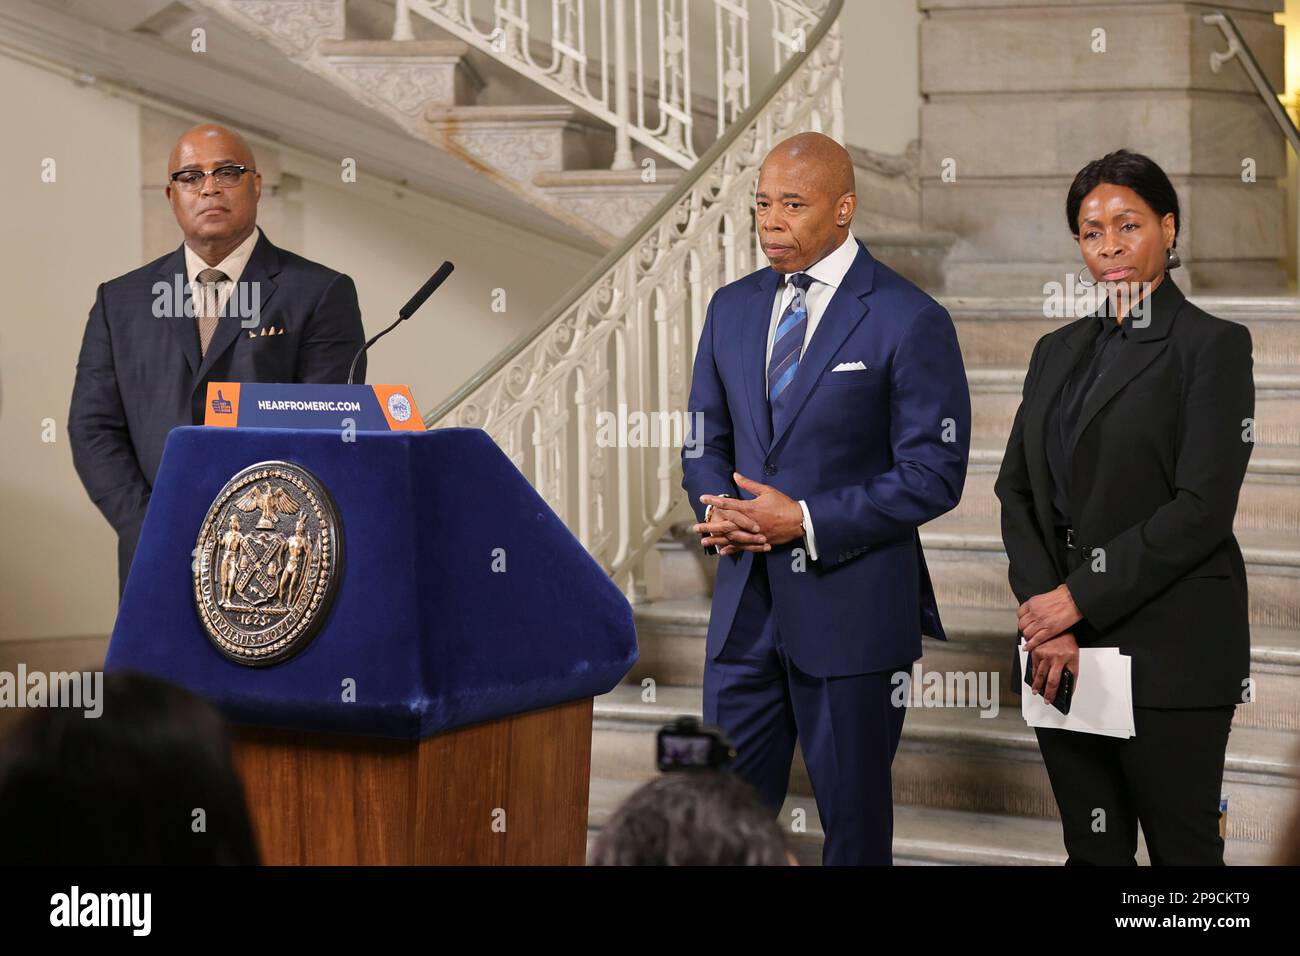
[588,770,795,865]
[0,671,259,864]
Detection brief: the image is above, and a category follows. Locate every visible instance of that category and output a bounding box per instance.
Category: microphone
[347,261,454,385]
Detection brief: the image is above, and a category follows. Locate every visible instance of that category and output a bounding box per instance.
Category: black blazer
[994,277,1254,707]
[68,228,366,591]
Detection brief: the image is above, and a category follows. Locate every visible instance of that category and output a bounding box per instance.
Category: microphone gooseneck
[347,261,455,385]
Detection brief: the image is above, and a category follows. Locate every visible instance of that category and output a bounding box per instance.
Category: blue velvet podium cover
[106,426,638,739]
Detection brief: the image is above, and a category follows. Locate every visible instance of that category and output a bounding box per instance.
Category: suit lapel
[1070,340,1165,454]
[741,270,780,452]
[769,242,874,450]
[1022,317,1094,564]
[1023,319,1094,448]
[155,245,200,375]
[194,229,280,384]
[1071,278,1181,453]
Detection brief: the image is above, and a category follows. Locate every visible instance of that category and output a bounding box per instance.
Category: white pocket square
[832,361,867,372]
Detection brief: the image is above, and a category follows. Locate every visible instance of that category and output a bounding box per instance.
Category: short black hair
[589,770,794,865]
[1066,149,1180,246]
[0,671,259,865]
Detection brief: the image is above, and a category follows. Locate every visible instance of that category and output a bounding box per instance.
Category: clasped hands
[693,472,805,556]
[1018,584,1084,706]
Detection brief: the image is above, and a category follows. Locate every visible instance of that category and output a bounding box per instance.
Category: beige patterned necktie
[195,268,229,358]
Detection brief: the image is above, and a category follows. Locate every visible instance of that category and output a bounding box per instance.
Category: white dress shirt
[708,232,859,561]
[184,227,260,318]
[767,232,858,562]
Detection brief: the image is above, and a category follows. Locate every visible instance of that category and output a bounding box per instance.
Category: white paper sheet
[1019,641,1135,738]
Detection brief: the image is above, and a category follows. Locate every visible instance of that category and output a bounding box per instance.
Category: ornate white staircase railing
[427,0,843,583]
[396,0,828,169]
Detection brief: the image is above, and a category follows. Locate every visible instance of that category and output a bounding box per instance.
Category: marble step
[653,457,1300,590]
[655,511,1300,634]
[532,168,683,238]
[853,224,955,293]
[591,682,1300,848]
[313,3,656,243]
[424,104,615,175]
[966,443,1300,478]
[914,608,1300,733]
[920,519,1300,633]
[318,39,483,110]
[586,775,1280,865]
[421,104,635,245]
[951,459,1300,534]
[968,365,1300,452]
[653,527,718,602]
[654,456,1300,610]
[849,142,921,236]
[629,598,1300,731]
[315,39,485,132]
[946,296,1300,369]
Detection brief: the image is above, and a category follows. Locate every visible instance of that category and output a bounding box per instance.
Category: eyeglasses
[168,164,255,190]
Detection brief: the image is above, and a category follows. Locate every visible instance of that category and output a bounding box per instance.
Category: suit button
[763,464,776,476]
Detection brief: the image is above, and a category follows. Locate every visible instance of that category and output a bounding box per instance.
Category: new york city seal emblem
[193,461,342,666]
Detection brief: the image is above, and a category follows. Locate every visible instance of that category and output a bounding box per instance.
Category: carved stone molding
[330,59,460,116]
[440,127,567,183]
[204,0,343,61]
[542,191,669,238]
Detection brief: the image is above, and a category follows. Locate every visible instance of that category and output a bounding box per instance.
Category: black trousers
[1035,706,1234,865]
[1034,537,1235,865]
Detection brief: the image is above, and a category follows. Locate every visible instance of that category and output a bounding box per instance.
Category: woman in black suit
[995,149,1255,865]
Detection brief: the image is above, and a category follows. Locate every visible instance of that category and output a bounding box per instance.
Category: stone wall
[919,0,1288,294]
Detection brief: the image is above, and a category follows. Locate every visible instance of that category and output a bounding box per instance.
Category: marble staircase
[590,293,1300,865]
[195,1,939,266]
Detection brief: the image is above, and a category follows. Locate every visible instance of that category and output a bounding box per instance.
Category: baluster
[556,0,578,86]
[628,559,651,604]
[500,0,525,60]
[611,0,636,169]
[423,1,844,577]
[659,0,688,155]
[574,362,593,549]
[392,0,415,40]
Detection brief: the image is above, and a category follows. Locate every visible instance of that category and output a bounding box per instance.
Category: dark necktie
[768,272,815,418]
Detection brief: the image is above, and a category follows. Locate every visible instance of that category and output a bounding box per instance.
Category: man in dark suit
[682,133,970,864]
[69,124,366,593]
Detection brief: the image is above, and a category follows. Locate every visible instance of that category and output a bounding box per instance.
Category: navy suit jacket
[681,240,970,677]
[68,228,366,591]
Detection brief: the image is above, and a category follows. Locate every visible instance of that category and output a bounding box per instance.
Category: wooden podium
[106,419,637,868]
[230,698,593,865]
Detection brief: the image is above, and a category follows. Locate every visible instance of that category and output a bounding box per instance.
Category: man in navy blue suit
[69,124,366,594]
[683,133,970,865]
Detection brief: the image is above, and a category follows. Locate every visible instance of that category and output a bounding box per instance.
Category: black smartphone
[1023,651,1075,715]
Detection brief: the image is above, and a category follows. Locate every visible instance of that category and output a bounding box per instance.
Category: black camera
[656,716,736,772]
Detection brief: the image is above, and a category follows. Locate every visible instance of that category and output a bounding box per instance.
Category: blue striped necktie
[768,272,815,417]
